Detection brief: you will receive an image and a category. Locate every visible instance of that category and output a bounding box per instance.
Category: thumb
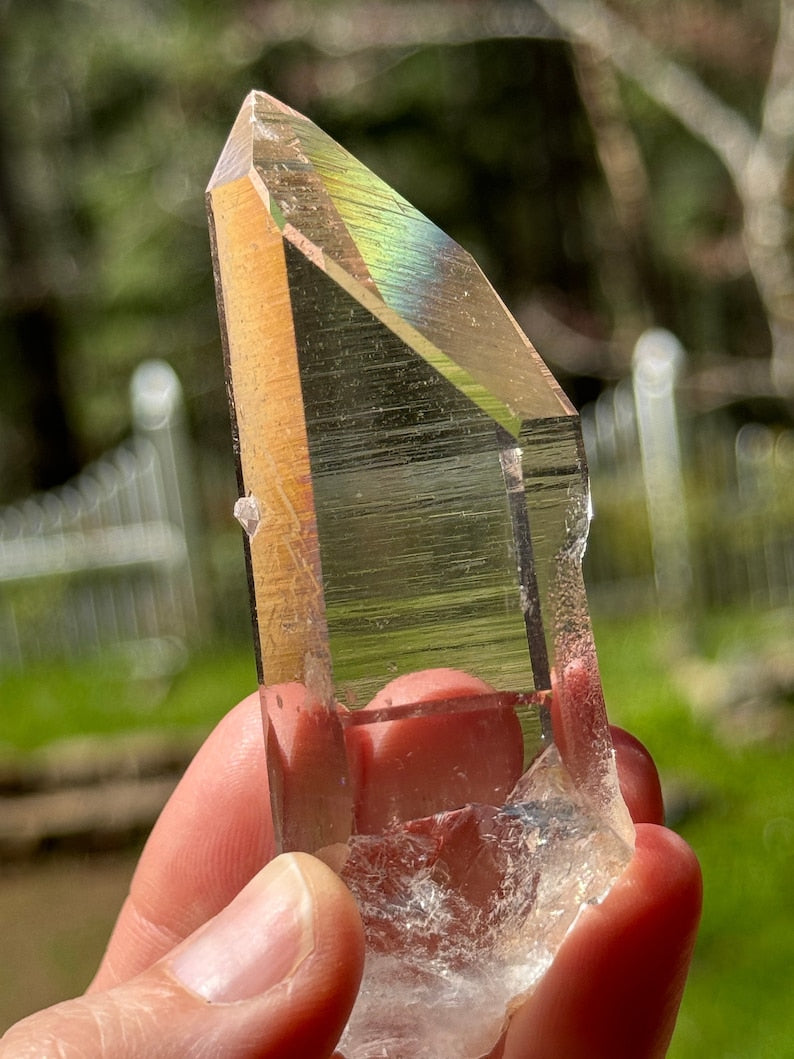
[1,853,364,1059]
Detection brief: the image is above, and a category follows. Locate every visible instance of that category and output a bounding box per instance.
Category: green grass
[2,611,793,1056]
[0,645,259,752]
[593,609,794,1059]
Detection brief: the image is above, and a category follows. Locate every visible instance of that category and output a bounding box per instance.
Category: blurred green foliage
[0,644,256,751]
[1,0,785,507]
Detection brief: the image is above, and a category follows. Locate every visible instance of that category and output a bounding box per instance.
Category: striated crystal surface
[208,91,633,1059]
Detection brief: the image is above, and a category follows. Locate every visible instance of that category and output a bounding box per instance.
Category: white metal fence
[582,330,794,613]
[0,362,199,671]
[2,338,791,670]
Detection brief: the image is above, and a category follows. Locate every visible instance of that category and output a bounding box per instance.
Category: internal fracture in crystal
[208,91,634,1059]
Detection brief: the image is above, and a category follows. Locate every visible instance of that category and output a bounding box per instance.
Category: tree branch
[251,0,563,53]
[255,0,759,182]
[759,0,794,167]
[533,0,757,185]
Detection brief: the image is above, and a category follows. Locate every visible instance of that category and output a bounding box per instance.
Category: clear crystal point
[208,90,633,1059]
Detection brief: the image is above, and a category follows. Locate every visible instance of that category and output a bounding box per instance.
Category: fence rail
[0,362,198,671]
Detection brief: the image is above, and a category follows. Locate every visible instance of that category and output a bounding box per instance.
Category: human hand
[0,691,364,1058]
[0,677,700,1059]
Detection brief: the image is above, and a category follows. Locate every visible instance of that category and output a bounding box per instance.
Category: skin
[1,673,701,1058]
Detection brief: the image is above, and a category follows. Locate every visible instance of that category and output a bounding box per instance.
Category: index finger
[89,691,273,991]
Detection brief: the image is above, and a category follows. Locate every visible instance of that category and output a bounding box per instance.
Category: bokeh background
[2,1,793,1054]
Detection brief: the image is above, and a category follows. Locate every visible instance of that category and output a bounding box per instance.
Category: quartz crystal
[208,91,634,1059]
[232,494,262,539]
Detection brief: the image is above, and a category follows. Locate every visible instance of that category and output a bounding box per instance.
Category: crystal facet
[208,91,633,1059]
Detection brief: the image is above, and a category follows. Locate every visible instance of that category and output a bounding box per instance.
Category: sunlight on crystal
[208,90,634,1059]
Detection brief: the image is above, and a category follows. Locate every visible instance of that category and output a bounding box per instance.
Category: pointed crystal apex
[208,91,633,1059]
[207,91,594,700]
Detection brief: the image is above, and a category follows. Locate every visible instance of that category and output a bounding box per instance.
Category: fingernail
[172,853,315,1003]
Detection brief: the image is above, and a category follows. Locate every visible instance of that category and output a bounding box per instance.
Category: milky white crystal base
[337,745,631,1059]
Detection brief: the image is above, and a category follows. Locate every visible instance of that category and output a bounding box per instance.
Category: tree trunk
[0,47,81,498]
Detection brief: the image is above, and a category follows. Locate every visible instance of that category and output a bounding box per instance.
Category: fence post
[632,329,693,611]
[130,361,201,635]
